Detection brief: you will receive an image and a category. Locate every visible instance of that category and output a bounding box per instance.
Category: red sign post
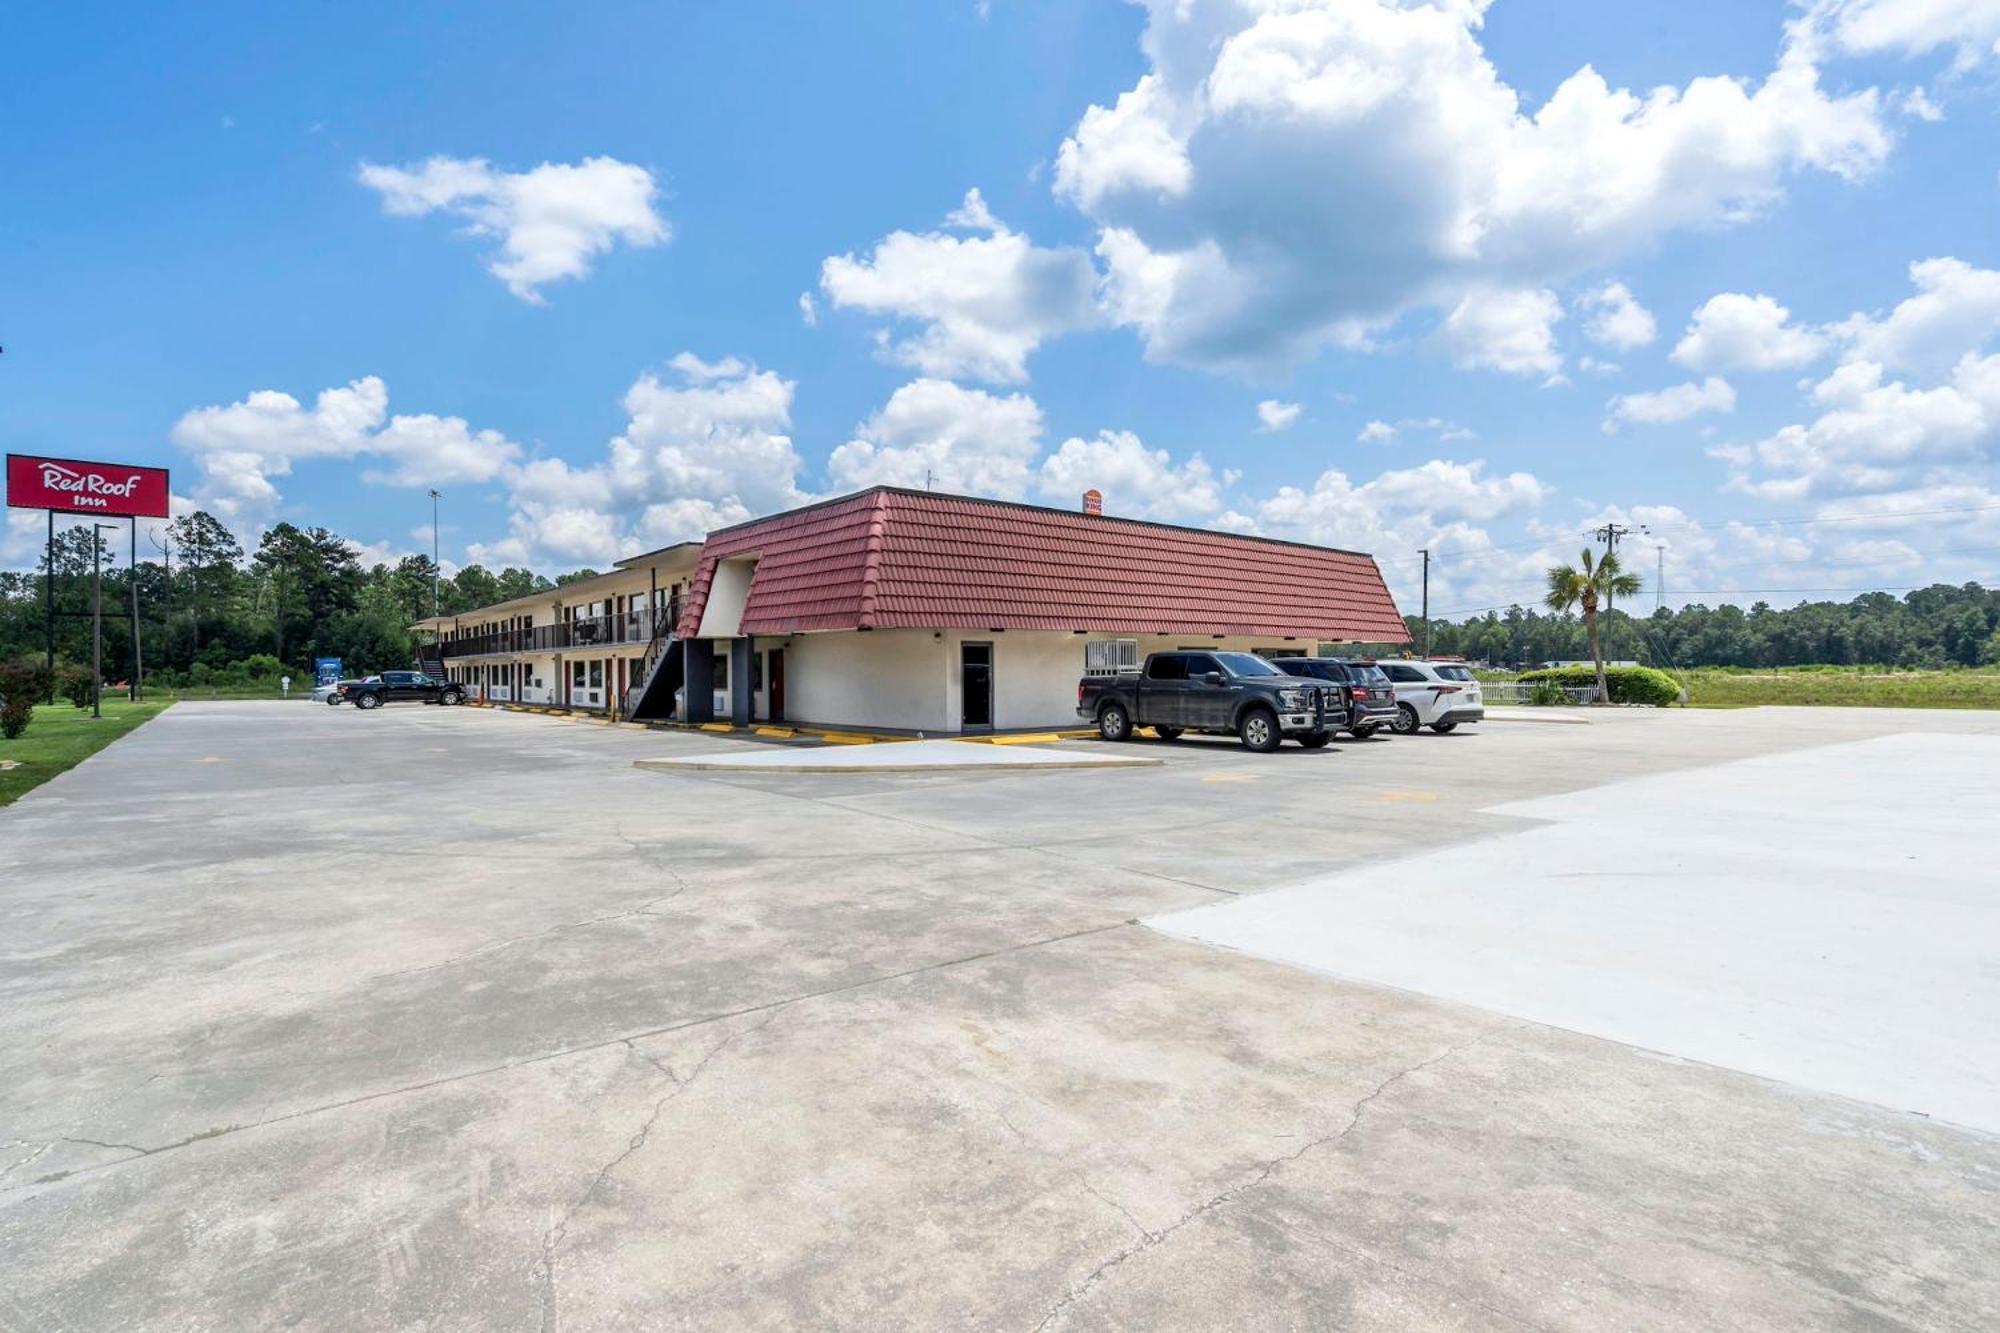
[7,453,171,519]
[7,453,170,702]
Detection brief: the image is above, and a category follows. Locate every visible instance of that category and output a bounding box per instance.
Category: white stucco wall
[696,558,757,639]
[763,630,1327,733]
[776,630,951,732]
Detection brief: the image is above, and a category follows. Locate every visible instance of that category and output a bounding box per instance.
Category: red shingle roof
[678,488,1409,642]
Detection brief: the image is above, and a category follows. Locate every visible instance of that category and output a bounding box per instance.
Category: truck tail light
[1351,687,1369,700]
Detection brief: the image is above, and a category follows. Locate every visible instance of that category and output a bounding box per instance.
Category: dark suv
[1269,658,1398,738]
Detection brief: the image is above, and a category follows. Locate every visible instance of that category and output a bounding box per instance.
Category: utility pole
[1418,547,1431,657]
[128,517,143,702]
[1656,543,1664,614]
[1590,522,1639,661]
[150,527,174,630]
[428,489,442,619]
[92,523,119,718]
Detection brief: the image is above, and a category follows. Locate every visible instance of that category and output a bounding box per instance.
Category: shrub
[1527,679,1571,706]
[237,654,286,679]
[0,658,55,740]
[1518,664,1681,706]
[56,663,98,710]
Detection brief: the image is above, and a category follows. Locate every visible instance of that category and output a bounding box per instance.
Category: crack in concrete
[58,1137,150,1159]
[1,920,1129,1194]
[535,1016,772,1333]
[0,1142,55,1183]
[1029,1030,1504,1332]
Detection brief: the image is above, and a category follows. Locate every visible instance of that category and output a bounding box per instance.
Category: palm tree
[1545,548,1642,703]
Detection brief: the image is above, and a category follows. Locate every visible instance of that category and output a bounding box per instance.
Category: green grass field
[0,698,173,805]
[1675,667,2000,709]
[1481,665,2000,709]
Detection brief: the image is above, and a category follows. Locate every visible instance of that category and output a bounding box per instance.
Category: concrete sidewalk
[1152,730,2000,1133]
[634,736,1162,774]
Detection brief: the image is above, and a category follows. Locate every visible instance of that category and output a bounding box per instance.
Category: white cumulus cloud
[1577,281,1657,349]
[1605,377,1738,430]
[475,355,800,566]
[1674,292,1830,372]
[1256,399,1303,431]
[1790,0,2000,70]
[171,377,521,527]
[1051,0,1891,373]
[1036,429,1237,520]
[357,155,668,302]
[1832,256,2000,376]
[1443,287,1564,377]
[825,378,1044,497]
[818,188,1100,383]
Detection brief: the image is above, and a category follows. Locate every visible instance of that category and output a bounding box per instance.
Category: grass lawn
[1677,667,2000,709]
[152,684,301,701]
[1481,665,2000,709]
[0,698,173,805]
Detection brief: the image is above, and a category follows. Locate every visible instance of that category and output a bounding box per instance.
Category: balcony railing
[437,606,679,659]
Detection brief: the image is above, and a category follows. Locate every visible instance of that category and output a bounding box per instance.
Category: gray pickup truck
[1077,650,1345,752]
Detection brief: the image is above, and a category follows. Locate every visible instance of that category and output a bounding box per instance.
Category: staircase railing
[625,609,678,716]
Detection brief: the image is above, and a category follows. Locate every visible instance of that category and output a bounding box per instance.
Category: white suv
[1376,660,1484,735]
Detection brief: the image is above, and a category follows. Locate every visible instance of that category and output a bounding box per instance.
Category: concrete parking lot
[3,701,1998,1330]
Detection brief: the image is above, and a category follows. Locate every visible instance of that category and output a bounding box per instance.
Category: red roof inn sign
[7,454,170,519]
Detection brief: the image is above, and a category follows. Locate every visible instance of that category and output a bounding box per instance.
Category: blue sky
[5,0,1999,615]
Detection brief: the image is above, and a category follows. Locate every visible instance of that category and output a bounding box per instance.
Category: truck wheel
[442,689,464,706]
[1153,725,1182,741]
[1237,707,1280,753]
[325,696,341,706]
[354,693,381,710]
[1393,703,1420,735]
[1098,703,1132,742]
[1297,731,1331,749]
[1431,721,1458,734]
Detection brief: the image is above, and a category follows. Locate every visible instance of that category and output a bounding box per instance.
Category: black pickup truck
[1077,651,1345,752]
[340,670,465,710]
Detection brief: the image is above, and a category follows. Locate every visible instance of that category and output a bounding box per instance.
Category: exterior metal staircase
[625,613,684,722]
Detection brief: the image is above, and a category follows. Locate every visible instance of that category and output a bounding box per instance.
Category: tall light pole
[428,489,442,619]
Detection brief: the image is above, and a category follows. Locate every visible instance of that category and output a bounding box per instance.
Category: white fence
[1482,680,1601,706]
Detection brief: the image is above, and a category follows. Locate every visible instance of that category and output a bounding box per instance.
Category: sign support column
[44,510,55,675]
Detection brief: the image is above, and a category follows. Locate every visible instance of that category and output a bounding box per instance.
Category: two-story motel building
[412,486,1410,734]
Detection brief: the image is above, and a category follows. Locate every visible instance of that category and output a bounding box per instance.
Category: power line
[1427,578,1996,620]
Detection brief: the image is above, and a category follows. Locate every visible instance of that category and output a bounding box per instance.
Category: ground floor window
[589,659,604,691]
